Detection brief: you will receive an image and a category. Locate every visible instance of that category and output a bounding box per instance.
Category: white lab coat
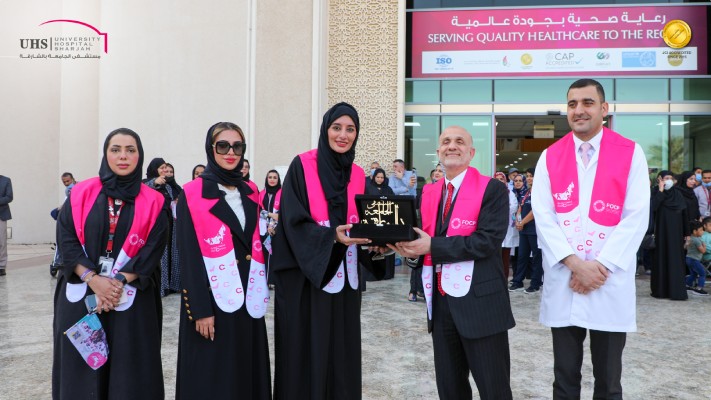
[533,132,650,332]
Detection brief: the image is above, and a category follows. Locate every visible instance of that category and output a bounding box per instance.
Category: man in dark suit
[0,175,13,276]
[390,126,515,399]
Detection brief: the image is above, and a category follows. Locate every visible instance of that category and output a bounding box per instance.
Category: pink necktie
[580,142,593,168]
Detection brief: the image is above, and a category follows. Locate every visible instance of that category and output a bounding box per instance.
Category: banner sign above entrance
[411,5,708,78]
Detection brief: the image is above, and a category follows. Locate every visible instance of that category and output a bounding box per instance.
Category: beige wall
[99,0,252,185]
[0,0,96,244]
[252,0,316,184]
[2,0,403,243]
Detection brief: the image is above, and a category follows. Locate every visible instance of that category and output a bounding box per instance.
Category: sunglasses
[213,141,246,156]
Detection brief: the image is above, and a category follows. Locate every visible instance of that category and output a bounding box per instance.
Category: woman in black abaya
[53,128,168,399]
[175,122,271,399]
[271,102,380,400]
[144,158,181,296]
[651,170,689,300]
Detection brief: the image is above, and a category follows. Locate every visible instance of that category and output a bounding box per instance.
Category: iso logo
[436,55,452,65]
[596,52,610,60]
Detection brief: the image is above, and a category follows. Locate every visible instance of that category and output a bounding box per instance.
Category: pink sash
[183,178,268,318]
[299,149,364,293]
[420,168,489,320]
[67,177,164,311]
[546,128,634,260]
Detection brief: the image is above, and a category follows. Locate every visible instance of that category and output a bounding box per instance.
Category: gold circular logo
[520,53,532,65]
[668,52,683,67]
[662,20,692,49]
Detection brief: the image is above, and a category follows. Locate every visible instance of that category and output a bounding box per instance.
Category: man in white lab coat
[532,79,650,400]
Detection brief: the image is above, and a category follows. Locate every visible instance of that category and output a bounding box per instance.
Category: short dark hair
[568,79,605,103]
[61,172,74,179]
[525,167,536,176]
[702,216,711,226]
[393,159,405,166]
[690,220,703,231]
[702,170,711,175]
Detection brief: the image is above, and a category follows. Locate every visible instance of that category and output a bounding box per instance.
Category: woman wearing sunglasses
[53,128,169,399]
[175,122,270,399]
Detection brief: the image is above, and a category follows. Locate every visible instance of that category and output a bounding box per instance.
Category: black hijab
[146,158,165,180]
[676,171,696,200]
[191,164,206,180]
[262,170,282,211]
[199,122,248,189]
[317,102,360,208]
[370,168,387,188]
[98,128,144,202]
[264,170,281,195]
[657,170,686,211]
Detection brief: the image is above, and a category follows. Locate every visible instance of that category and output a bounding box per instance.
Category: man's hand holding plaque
[387,227,431,258]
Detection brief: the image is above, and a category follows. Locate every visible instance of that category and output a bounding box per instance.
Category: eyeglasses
[213,141,246,156]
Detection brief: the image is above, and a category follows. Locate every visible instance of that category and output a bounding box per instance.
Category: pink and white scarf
[420,167,489,320]
[299,149,364,293]
[546,128,634,261]
[258,188,281,236]
[183,178,269,318]
[67,177,164,311]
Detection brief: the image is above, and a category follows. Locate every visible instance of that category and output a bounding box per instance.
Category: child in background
[685,220,708,296]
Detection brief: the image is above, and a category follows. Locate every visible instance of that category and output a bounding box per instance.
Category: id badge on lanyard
[100,197,123,277]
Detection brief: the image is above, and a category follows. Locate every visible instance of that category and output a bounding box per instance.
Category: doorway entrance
[494,115,612,174]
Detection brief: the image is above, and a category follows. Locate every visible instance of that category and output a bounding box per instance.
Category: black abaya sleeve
[271,156,348,288]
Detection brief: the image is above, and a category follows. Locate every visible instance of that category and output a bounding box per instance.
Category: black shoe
[508,282,524,292]
[524,286,540,294]
[416,291,425,298]
[691,287,709,296]
[0,269,6,276]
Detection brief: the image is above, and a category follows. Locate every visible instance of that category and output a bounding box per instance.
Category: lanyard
[517,189,531,218]
[106,197,124,255]
[519,189,531,208]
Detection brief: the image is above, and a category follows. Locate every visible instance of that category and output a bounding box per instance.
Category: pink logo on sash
[204,225,226,246]
[128,234,145,247]
[553,182,575,201]
[236,288,243,294]
[450,218,461,229]
[593,200,606,213]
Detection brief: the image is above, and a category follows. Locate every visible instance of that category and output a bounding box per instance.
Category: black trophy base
[350,224,417,246]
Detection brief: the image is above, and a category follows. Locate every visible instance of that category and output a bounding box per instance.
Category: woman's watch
[114,272,128,285]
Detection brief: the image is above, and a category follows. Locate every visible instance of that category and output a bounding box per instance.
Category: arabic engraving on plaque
[361,200,406,226]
